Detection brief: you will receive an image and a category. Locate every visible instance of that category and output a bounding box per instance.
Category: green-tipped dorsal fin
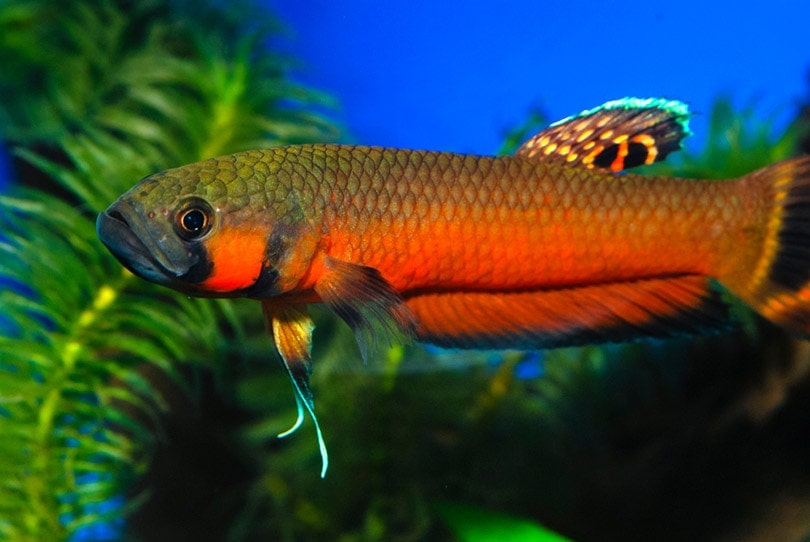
[516,97,691,172]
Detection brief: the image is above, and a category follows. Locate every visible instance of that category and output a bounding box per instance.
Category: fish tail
[721,156,810,335]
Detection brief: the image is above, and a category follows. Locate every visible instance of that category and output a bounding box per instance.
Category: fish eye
[182,209,206,232]
[173,199,214,241]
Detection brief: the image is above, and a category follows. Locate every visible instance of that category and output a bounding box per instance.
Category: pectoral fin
[315,256,416,361]
[261,300,328,478]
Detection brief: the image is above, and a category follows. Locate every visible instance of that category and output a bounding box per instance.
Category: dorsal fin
[516,98,691,172]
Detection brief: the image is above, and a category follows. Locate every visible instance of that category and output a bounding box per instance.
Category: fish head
[97,151,318,299]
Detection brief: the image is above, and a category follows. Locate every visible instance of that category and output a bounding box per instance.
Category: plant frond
[0,0,339,538]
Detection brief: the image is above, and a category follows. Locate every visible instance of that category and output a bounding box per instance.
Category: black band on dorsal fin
[516,98,692,172]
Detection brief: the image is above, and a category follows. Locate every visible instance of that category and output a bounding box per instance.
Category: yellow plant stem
[24,269,131,538]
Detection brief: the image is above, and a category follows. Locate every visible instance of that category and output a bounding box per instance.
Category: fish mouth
[97,201,198,284]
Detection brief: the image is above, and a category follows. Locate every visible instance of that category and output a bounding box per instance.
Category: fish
[97,97,810,477]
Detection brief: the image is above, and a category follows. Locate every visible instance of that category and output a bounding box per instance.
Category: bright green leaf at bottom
[435,501,571,542]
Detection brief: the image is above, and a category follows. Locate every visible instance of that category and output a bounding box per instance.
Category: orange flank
[320,161,732,297]
[97,97,810,477]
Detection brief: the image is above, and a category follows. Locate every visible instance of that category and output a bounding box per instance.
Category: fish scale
[97,98,810,477]
[288,146,729,291]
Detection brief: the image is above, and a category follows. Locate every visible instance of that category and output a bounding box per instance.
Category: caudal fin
[725,156,810,336]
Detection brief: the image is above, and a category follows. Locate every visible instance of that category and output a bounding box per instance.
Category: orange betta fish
[97,98,810,476]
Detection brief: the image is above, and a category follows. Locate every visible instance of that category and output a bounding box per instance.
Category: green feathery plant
[2,2,804,537]
[0,0,336,539]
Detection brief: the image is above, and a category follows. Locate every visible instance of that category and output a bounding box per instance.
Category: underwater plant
[0,0,336,539]
[2,1,810,540]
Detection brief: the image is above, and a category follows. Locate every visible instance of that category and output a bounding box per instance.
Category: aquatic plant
[0,1,336,539]
[2,0,808,538]
[436,501,571,542]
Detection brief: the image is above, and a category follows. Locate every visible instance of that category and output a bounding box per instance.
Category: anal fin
[406,275,729,350]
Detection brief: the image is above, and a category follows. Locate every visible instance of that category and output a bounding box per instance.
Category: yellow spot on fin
[515,97,691,172]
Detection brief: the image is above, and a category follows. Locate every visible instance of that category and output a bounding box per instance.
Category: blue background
[268,0,810,155]
[2,2,808,189]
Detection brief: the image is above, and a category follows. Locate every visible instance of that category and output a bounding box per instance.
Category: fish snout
[97,200,200,284]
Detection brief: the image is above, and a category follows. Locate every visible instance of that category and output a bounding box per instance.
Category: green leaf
[434,502,571,542]
[0,0,338,539]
